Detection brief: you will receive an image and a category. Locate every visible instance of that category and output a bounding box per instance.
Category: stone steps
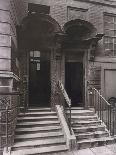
[72,120,102,127]
[67,107,84,110]
[11,107,68,155]
[71,115,98,120]
[76,130,109,140]
[11,145,68,155]
[15,132,64,142]
[67,110,94,116]
[28,107,51,112]
[19,111,57,117]
[70,107,115,150]
[17,116,58,122]
[73,125,106,133]
[77,137,115,149]
[16,120,60,127]
[15,126,62,134]
[12,138,66,150]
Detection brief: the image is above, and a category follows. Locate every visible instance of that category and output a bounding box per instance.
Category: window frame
[104,12,116,56]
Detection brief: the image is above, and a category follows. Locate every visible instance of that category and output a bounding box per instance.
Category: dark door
[29,51,51,107]
[65,62,83,107]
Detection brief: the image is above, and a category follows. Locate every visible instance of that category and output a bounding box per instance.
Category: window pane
[104,22,114,29]
[109,43,113,50]
[104,37,109,43]
[109,30,114,36]
[114,50,116,55]
[104,37,113,43]
[34,51,40,57]
[114,31,116,36]
[37,63,40,70]
[114,38,116,43]
[104,29,110,36]
[114,44,116,50]
[30,51,34,57]
[104,15,114,23]
[114,17,116,23]
[105,30,114,36]
[114,24,116,29]
[109,37,113,43]
[104,43,109,49]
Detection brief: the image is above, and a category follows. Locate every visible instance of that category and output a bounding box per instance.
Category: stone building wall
[0,0,27,153]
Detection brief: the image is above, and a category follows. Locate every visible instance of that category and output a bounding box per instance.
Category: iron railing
[88,85,116,136]
[0,92,22,153]
[57,81,72,134]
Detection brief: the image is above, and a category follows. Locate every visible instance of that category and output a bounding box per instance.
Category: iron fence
[88,85,116,136]
[0,92,22,153]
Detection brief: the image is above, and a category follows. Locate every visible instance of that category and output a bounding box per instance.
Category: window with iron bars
[104,13,116,56]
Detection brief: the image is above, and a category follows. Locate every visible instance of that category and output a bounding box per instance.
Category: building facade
[1,0,116,153]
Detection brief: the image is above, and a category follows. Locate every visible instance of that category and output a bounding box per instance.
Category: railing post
[110,105,112,135]
[115,103,116,135]
[69,100,72,135]
[94,89,96,113]
[6,106,8,153]
[112,105,115,136]
[108,104,109,129]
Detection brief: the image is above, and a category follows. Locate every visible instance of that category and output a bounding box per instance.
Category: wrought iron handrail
[0,91,22,153]
[57,81,72,134]
[88,85,116,136]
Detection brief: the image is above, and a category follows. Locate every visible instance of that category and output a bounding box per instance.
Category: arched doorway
[17,11,62,107]
[63,19,97,107]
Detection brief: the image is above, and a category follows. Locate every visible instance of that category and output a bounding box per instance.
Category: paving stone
[90,146,114,155]
[73,148,94,155]
[11,145,68,155]
[106,144,116,153]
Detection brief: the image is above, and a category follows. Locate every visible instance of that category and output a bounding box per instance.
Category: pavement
[71,144,116,155]
[2,144,116,155]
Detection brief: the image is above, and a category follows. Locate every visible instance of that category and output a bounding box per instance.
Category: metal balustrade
[0,92,22,153]
[88,85,116,136]
[57,81,72,134]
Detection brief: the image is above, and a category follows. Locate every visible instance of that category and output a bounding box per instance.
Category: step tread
[77,136,114,144]
[71,115,97,119]
[72,120,101,124]
[15,132,63,139]
[11,145,68,155]
[28,107,51,110]
[17,116,58,120]
[76,130,108,137]
[16,126,62,132]
[19,111,56,115]
[67,110,94,113]
[73,125,105,130]
[13,138,66,148]
[67,107,84,110]
[17,120,60,126]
